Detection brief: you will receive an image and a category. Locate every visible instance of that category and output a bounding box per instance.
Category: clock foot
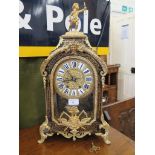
[95,121,111,144]
[38,135,47,144]
[95,132,111,144]
[38,116,54,144]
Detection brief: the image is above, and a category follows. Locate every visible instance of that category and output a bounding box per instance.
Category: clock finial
[69,2,87,31]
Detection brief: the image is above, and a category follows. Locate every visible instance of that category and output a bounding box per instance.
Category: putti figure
[69,3,87,31]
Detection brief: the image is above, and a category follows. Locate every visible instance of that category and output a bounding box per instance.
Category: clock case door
[40,33,108,140]
[50,56,97,130]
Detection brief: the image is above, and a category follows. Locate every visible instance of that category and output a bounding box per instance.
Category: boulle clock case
[38,31,111,144]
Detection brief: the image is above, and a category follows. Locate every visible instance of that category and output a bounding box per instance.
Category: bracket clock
[38,3,111,145]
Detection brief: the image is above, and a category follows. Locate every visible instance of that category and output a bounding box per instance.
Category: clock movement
[38,3,111,145]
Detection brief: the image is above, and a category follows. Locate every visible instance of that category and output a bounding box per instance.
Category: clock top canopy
[40,30,107,76]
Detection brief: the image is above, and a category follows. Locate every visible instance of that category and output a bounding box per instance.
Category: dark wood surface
[103,98,135,140]
[103,64,120,104]
[20,125,135,155]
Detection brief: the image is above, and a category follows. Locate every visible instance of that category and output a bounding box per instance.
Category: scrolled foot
[95,133,111,145]
[37,116,54,144]
[102,135,111,144]
[38,135,47,144]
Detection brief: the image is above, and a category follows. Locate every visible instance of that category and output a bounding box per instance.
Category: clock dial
[54,59,94,99]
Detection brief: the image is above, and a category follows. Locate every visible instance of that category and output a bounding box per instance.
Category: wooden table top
[20,126,135,155]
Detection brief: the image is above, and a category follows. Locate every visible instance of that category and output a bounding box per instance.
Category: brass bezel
[52,56,95,99]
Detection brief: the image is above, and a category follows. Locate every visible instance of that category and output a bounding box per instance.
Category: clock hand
[66,71,79,82]
[63,77,80,83]
[75,77,81,80]
[62,78,72,82]
[72,77,81,82]
[66,70,73,78]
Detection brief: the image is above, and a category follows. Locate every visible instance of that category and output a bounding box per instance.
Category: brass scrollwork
[38,116,54,144]
[57,106,91,141]
[95,113,111,144]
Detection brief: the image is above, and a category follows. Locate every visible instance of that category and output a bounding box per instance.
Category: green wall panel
[19,58,46,129]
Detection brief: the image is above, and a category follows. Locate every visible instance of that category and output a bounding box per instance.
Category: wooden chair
[103,98,135,140]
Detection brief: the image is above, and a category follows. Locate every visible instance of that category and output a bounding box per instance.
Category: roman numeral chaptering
[55,59,94,98]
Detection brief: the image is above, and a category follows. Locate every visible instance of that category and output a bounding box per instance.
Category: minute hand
[72,77,81,82]
[67,70,73,78]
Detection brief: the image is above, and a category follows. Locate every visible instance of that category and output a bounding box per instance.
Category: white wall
[110,0,134,14]
[108,0,135,100]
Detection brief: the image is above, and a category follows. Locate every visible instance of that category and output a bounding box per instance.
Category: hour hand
[62,78,72,83]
